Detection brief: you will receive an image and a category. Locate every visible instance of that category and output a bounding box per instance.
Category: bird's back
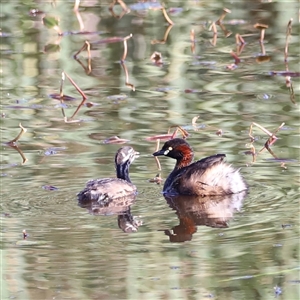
[163,154,247,196]
[77,178,137,204]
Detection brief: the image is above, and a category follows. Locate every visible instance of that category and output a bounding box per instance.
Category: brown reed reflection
[151,25,173,45]
[77,196,142,233]
[109,0,174,25]
[6,123,28,164]
[246,122,286,166]
[163,192,247,243]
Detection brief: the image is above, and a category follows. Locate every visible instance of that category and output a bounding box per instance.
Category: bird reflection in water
[164,191,247,243]
[77,196,142,233]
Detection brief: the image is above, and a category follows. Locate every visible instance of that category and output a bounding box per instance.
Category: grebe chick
[77,146,139,203]
[153,138,247,196]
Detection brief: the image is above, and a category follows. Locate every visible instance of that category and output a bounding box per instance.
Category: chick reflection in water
[164,192,247,243]
[78,198,142,233]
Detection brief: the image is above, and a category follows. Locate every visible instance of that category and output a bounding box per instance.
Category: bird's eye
[163,146,172,155]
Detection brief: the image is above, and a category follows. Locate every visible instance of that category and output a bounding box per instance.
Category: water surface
[1,0,299,299]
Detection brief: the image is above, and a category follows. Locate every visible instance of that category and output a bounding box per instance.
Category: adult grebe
[153,138,247,196]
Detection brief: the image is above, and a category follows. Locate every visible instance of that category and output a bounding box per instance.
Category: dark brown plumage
[153,138,247,196]
[77,146,139,203]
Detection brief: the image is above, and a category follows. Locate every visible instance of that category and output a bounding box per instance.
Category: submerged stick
[216,8,231,25]
[209,22,218,46]
[74,9,84,32]
[248,122,285,161]
[249,122,276,141]
[190,29,195,54]
[110,0,130,13]
[218,23,232,38]
[154,139,162,170]
[254,23,268,43]
[8,144,28,164]
[168,125,189,139]
[8,123,27,144]
[64,71,87,100]
[161,7,174,25]
[74,0,80,12]
[59,71,65,98]
[151,25,173,45]
[121,61,135,91]
[68,98,87,121]
[235,33,245,45]
[284,18,293,62]
[73,40,89,59]
[121,34,132,61]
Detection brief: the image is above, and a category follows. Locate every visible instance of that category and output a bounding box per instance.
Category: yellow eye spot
[168,147,173,151]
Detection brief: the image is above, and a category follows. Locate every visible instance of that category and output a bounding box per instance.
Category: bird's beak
[153,149,165,156]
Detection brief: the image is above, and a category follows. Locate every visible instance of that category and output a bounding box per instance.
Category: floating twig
[103,136,130,144]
